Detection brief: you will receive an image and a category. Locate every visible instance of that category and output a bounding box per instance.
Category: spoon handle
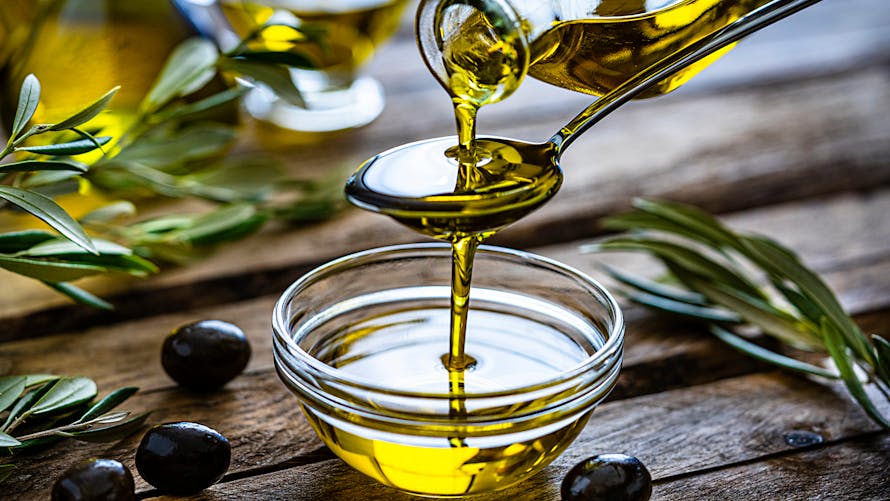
[551,0,824,153]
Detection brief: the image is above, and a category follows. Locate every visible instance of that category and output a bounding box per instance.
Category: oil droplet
[783,430,824,448]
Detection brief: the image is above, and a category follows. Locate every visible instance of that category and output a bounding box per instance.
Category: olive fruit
[162,319,250,391]
[135,422,231,495]
[561,453,651,501]
[51,458,135,501]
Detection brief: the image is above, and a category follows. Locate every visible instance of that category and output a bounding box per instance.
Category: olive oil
[297,289,604,496]
[220,0,408,81]
[0,1,203,141]
[528,0,772,97]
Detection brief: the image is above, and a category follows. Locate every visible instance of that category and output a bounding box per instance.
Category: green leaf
[623,288,742,323]
[822,319,890,428]
[17,136,112,156]
[2,381,55,430]
[22,238,132,257]
[11,74,40,139]
[229,50,314,68]
[66,411,150,443]
[597,262,709,305]
[20,169,81,188]
[0,159,88,174]
[153,87,247,124]
[9,242,159,276]
[689,278,819,350]
[0,230,56,253]
[79,201,137,225]
[0,186,96,254]
[221,58,305,107]
[710,325,837,378]
[743,235,872,364]
[873,335,890,386]
[0,431,21,447]
[586,237,764,300]
[77,387,138,423]
[0,377,26,413]
[0,255,107,282]
[24,375,59,388]
[632,198,745,250]
[49,87,119,131]
[174,204,267,246]
[143,38,218,112]
[0,464,15,483]
[29,377,97,417]
[109,124,235,170]
[43,282,113,310]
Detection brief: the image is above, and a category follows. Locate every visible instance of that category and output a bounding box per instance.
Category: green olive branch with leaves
[0,21,345,309]
[584,198,890,429]
[0,375,147,483]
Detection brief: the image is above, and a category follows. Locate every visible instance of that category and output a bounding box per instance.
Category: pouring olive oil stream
[347,0,823,378]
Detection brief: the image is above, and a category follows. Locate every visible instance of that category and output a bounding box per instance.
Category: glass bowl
[273,243,623,497]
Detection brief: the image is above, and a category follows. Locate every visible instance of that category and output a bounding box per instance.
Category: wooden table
[2,0,889,498]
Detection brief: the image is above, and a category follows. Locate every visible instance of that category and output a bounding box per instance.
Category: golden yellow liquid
[298,302,601,496]
[530,0,771,97]
[342,0,776,494]
[0,1,202,142]
[220,0,408,77]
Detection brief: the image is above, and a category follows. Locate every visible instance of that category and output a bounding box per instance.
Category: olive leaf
[28,377,97,417]
[228,49,314,68]
[0,255,108,282]
[23,375,60,388]
[823,319,890,428]
[873,335,890,386]
[76,387,138,423]
[0,186,96,254]
[0,159,88,174]
[142,37,218,112]
[17,136,112,156]
[220,58,305,107]
[48,86,119,131]
[0,231,56,253]
[587,199,890,428]
[43,282,111,309]
[0,377,27,414]
[63,411,150,443]
[0,432,21,447]
[710,325,836,378]
[10,74,40,140]
[2,381,56,431]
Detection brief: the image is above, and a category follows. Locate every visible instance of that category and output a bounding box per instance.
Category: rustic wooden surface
[2,0,890,499]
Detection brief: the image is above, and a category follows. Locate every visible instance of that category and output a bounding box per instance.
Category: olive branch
[0,21,345,309]
[0,375,147,483]
[584,198,890,428]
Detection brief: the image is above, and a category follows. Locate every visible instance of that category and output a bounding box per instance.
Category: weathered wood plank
[3,190,889,389]
[4,295,888,499]
[144,371,890,501]
[1,62,887,335]
[3,273,888,498]
[652,433,890,500]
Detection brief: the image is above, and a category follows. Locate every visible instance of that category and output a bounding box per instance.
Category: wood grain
[1,63,888,337]
[145,372,890,501]
[3,190,889,391]
[652,433,890,500]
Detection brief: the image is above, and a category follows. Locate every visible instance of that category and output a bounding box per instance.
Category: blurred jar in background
[0,0,211,141]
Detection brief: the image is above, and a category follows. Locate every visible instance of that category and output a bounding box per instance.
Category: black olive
[561,453,652,501]
[135,422,230,495]
[51,458,135,501]
[161,319,251,391]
